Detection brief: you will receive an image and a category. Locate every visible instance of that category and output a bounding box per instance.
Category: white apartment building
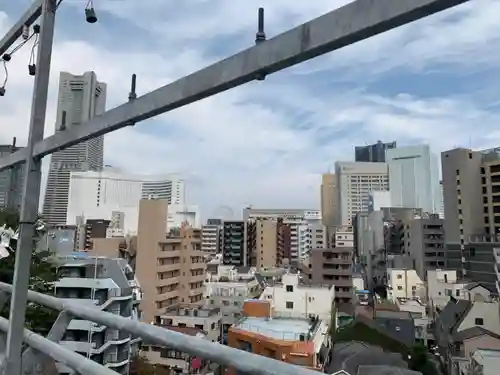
[386,145,441,214]
[387,269,425,302]
[201,224,221,254]
[43,71,106,226]
[368,190,392,212]
[242,208,321,263]
[259,273,335,320]
[427,269,492,310]
[67,168,188,233]
[335,162,389,225]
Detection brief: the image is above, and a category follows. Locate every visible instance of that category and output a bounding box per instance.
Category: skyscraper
[0,138,24,211]
[355,140,396,163]
[320,173,338,228]
[386,145,440,214]
[42,72,106,226]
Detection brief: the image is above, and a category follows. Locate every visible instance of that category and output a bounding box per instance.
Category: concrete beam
[0,0,469,172]
[0,0,43,56]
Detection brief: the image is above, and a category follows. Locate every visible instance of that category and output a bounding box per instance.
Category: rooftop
[234,316,317,341]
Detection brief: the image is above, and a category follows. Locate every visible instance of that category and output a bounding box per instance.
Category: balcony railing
[0,281,320,375]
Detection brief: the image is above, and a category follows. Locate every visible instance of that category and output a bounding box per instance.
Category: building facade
[320,173,338,228]
[355,140,396,163]
[386,144,440,214]
[0,140,24,210]
[43,71,107,226]
[335,162,389,226]
[55,255,140,374]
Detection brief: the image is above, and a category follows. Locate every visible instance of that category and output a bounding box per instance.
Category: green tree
[0,209,60,336]
[409,344,438,375]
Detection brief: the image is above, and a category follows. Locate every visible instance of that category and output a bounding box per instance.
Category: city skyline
[0,1,499,218]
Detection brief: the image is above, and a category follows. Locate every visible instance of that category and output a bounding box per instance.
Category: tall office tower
[386,145,440,214]
[438,181,445,219]
[67,168,187,234]
[0,139,24,210]
[355,140,396,163]
[320,173,338,228]
[441,148,483,245]
[43,71,107,226]
[335,161,389,226]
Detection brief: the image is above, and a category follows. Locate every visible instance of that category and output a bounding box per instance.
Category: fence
[0,281,321,375]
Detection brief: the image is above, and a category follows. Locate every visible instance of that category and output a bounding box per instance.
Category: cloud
[1,0,499,220]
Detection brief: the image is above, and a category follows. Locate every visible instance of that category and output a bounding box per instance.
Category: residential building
[0,139,24,210]
[142,304,220,373]
[227,299,331,373]
[441,148,483,245]
[439,180,445,219]
[386,144,440,214]
[395,298,430,345]
[368,190,392,212]
[301,227,354,304]
[427,270,492,310]
[328,342,417,375]
[201,223,221,254]
[243,208,321,264]
[404,214,446,280]
[320,173,338,228]
[468,348,500,375]
[43,71,106,226]
[166,204,200,229]
[55,254,140,374]
[354,140,396,163]
[135,199,205,324]
[205,276,261,344]
[335,161,389,226]
[249,218,279,269]
[434,299,500,375]
[481,153,500,236]
[386,269,425,302]
[259,273,335,320]
[67,168,187,234]
[447,235,499,290]
[222,220,251,267]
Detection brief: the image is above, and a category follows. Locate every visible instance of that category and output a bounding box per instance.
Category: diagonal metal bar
[0,281,320,375]
[0,0,469,172]
[0,0,43,56]
[0,317,115,375]
[22,310,73,374]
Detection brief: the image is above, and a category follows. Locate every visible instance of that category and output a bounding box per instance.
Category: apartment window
[286,301,294,309]
[286,285,293,292]
[475,318,484,325]
[456,290,460,297]
[397,286,403,291]
[397,274,402,279]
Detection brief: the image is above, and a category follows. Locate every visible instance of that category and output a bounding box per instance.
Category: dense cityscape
[0,68,499,375]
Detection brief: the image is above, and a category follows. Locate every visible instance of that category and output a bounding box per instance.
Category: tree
[409,344,438,375]
[0,209,60,336]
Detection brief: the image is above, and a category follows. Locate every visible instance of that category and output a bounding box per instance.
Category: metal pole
[4,0,56,374]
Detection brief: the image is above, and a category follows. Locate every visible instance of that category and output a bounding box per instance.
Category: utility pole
[4,0,56,374]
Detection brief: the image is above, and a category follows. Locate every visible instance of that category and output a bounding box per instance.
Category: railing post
[4,2,57,373]
[22,310,73,374]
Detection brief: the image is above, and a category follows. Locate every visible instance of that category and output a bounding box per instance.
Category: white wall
[387,269,424,301]
[457,302,500,335]
[259,273,334,320]
[167,204,200,229]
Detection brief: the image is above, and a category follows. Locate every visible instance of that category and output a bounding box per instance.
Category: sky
[0,0,500,221]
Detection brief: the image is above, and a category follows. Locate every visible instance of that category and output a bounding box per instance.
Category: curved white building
[67,168,187,234]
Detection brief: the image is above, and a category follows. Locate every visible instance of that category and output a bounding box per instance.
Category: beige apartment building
[321,173,338,230]
[253,218,278,269]
[135,199,206,324]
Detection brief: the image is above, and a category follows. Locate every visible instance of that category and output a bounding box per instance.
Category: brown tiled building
[135,198,206,324]
[227,299,329,374]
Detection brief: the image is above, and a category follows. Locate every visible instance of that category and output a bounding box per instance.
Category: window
[475,318,484,325]
[286,301,294,309]
[286,285,293,292]
[456,289,460,297]
[397,285,403,290]
[397,274,402,279]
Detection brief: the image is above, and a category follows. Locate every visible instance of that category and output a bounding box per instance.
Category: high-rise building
[438,181,445,219]
[441,148,483,245]
[222,220,251,267]
[43,72,107,226]
[135,198,206,324]
[66,168,187,233]
[386,145,440,214]
[0,139,24,210]
[201,223,221,254]
[335,161,389,226]
[355,140,396,163]
[320,173,338,228]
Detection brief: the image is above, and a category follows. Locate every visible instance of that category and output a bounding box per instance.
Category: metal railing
[0,281,321,375]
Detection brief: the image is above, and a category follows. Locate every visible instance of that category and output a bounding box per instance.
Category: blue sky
[1,0,499,220]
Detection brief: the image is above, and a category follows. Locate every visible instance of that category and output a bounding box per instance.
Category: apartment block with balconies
[54,255,141,374]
